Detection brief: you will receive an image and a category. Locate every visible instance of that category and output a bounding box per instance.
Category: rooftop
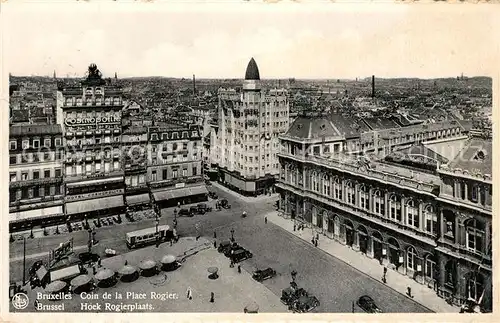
[444,137,492,178]
[285,116,341,140]
[10,124,62,137]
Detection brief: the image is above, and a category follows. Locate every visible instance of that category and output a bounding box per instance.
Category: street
[10,184,431,313]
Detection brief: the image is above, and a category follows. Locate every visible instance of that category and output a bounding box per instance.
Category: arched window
[424,205,438,236]
[373,190,385,216]
[346,181,356,205]
[322,175,331,196]
[288,165,296,185]
[389,195,402,222]
[406,199,419,229]
[445,260,455,286]
[465,219,485,253]
[407,246,417,270]
[333,177,342,200]
[466,272,485,302]
[359,185,369,210]
[311,172,319,192]
[425,254,436,279]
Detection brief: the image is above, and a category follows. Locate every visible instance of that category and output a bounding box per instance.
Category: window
[374,190,385,216]
[55,185,61,195]
[313,146,320,155]
[55,168,62,177]
[10,172,16,182]
[311,172,319,192]
[389,195,402,222]
[183,143,188,150]
[22,140,29,149]
[76,164,83,174]
[192,166,197,176]
[44,139,51,147]
[33,186,40,198]
[66,166,72,176]
[407,247,416,270]
[346,181,356,205]
[406,200,419,228]
[471,185,478,202]
[44,152,50,161]
[56,151,62,160]
[33,139,40,148]
[182,131,188,138]
[44,169,51,178]
[113,161,120,170]
[172,169,178,178]
[85,164,92,173]
[10,155,17,164]
[163,169,168,180]
[323,175,331,196]
[33,171,40,180]
[55,138,62,146]
[425,256,436,279]
[424,205,438,235]
[182,169,187,177]
[33,153,40,162]
[466,219,484,253]
[360,185,369,210]
[9,141,17,150]
[21,187,29,199]
[151,134,158,141]
[173,143,178,151]
[172,132,178,139]
[460,182,466,199]
[151,170,157,181]
[95,163,101,172]
[334,178,342,200]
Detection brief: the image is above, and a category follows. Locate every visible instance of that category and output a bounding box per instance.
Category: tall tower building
[213,58,289,196]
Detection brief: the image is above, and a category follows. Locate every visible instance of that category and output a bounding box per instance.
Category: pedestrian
[210,292,214,303]
[311,237,315,244]
[213,241,217,248]
[382,267,387,283]
[265,217,267,224]
[125,260,128,266]
[314,239,318,247]
[293,224,296,231]
[230,259,234,268]
[213,231,217,239]
[186,287,193,300]
[238,265,241,273]
[406,287,413,298]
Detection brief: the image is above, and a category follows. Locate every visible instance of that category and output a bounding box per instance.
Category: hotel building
[56,64,125,221]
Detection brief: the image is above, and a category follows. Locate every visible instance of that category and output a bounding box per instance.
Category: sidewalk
[264,210,457,313]
[210,181,279,204]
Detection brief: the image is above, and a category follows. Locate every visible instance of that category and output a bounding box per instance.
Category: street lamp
[173,209,178,228]
[155,218,160,248]
[87,228,92,253]
[230,228,235,242]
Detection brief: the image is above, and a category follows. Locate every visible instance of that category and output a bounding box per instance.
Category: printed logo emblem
[12,293,29,310]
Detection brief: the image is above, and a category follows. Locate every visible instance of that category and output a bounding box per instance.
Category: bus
[126,225,173,249]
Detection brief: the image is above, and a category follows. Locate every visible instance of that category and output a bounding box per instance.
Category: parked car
[291,295,320,313]
[252,268,277,282]
[223,244,243,258]
[197,203,212,213]
[189,206,204,216]
[78,252,101,265]
[178,208,192,217]
[357,295,382,313]
[231,248,253,263]
[208,192,218,199]
[281,286,308,306]
[220,199,231,209]
[217,240,232,254]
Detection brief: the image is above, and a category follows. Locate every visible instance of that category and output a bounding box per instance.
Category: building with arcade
[275,114,492,312]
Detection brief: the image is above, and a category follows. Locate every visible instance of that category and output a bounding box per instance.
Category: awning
[189,185,208,196]
[153,185,208,202]
[67,176,123,188]
[126,193,150,206]
[66,195,124,215]
[9,206,64,223]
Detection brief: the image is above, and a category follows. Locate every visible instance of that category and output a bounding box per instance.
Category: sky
[2,2,498,79]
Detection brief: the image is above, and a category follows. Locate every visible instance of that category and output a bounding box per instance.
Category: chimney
[371,75,375,98]
[193,74,196,95]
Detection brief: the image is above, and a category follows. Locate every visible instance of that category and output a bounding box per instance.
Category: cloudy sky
[2,2,498,79]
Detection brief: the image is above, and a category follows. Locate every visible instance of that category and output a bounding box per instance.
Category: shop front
[65,195,125,220]
[152,185,208,208]
[9,205,65,231]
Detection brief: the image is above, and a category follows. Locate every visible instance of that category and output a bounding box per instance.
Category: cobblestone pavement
[11,237,285,313]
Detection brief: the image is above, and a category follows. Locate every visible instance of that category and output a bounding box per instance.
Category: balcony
[64,170,125,183]
[10,177,63,188]
[278,150,438,195]
[149,176,203,189]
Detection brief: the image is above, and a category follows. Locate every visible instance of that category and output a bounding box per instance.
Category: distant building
[212,58,290,196]
[9,124,65,231]
[56,64,125,222]
[147,123,207,208]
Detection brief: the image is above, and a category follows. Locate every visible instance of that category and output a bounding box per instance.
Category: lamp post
[155,217,160,248]
[173,209,178,228]
[230,228,235,242]
[22,237,26,286]
[87,228,92,253]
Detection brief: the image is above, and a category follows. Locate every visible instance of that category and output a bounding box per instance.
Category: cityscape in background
[8,58,492,313]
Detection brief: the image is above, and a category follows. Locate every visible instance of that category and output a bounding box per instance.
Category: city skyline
[2,3,496,79]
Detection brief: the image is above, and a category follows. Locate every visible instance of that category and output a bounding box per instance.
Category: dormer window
[9,140,17,150]
[151,133,158,141]
[297,124,303,129]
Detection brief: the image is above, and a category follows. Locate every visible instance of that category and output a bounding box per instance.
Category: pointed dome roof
[245,58,260,80]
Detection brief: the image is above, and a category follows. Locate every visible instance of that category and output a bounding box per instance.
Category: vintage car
[280,286,308,306]
[178,208,193,217]
[291,295,320,313]
[197,203,212,213]
[208,192,218,199]
[223,244,243,258]
[220,199,231,209]
[217,240,233,254]
[252,268,277,282]
[78,252,101,265]
[231,249,253,263]
[357,295,382,313]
